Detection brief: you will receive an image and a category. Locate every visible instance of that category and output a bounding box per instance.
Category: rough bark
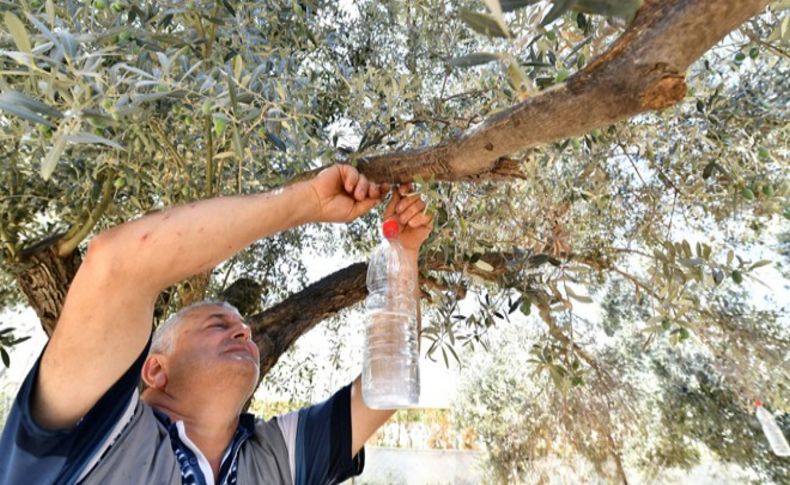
[14,233,81,338]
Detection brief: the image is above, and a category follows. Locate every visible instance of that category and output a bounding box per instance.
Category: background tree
[0,0,787,482]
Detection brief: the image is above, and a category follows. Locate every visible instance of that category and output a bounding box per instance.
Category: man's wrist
[292,180,321,225]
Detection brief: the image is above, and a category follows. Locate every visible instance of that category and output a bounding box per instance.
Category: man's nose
[233,322,252,341]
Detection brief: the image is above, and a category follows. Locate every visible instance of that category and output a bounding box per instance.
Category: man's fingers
[354,177,370,201]
[396,194,424,214]
[407,212,432,228]
[369,182,381,200]
[352,197,381,219]
[342,166,360,193]
[398,199,426,224]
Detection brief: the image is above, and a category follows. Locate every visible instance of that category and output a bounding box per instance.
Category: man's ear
[141,354,168,389]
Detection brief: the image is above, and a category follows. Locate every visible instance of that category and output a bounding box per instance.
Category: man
[0,164,433,485]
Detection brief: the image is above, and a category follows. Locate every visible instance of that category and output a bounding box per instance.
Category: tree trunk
[14,234,80,338]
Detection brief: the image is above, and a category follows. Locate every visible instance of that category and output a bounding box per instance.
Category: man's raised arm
[34,165,383,429]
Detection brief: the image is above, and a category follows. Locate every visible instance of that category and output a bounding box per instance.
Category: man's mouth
[223,343,259,362]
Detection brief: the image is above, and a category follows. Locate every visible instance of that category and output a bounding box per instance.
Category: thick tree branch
[291,0,769,185]
[249,262,368,377]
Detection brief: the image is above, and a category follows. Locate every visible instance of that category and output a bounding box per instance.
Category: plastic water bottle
[755,401,790,457]
[362,219,420,409]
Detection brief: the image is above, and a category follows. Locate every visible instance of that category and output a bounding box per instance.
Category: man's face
[166,305,261,399]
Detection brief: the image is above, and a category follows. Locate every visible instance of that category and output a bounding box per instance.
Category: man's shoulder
[77,396,180,484]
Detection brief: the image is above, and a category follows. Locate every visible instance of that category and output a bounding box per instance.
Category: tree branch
[289,0,769,185]
[57,172,115,257]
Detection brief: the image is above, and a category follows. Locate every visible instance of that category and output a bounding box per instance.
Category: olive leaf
[542,0,578,26]
[449,53,499,68]
[500,0,541,12]
[459,9,509,38]
[575,0,643,19]
[4,12,32,54]
[64,132,125,150]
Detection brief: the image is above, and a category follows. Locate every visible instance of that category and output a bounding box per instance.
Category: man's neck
[142,388,242,481]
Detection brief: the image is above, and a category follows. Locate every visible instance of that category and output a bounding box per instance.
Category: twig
[57,170,115,257]
[744,30,789,59]
[616,141,646,186]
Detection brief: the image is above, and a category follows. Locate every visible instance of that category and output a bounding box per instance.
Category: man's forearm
[91,181,318,295]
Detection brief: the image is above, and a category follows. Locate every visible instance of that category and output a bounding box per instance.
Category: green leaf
[542,0,577,26]
[749,260,771,270]
[459,9,509,38]
[25,11,62,53]
[0,91,62,119]
[565,286,593,304]
[449,53,499,68]
[482,0,510,38]
[64,132,125,150]
[266,131,287,152]
[1,347,9,367]
[0,100,55,127]
[500,0,541,12]
[9,336,30,345]
[679,258,704,268]
[574,0,642,19]
[528,254,551,267]
[506,60,527,91]
[508,297,522,314]
[4,12,32,54]
[42,132,67,180]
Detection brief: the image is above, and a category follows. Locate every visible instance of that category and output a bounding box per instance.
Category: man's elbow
[82,232,124,275]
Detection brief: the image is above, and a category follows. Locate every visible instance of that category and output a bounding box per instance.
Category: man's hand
[308,164,387,223]
[383,183,433,254]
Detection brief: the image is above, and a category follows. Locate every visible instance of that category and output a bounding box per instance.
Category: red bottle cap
[754,400,763,407]
[382,219,399,239]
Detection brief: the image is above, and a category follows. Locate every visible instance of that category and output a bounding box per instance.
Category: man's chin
[222,356,260,381]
